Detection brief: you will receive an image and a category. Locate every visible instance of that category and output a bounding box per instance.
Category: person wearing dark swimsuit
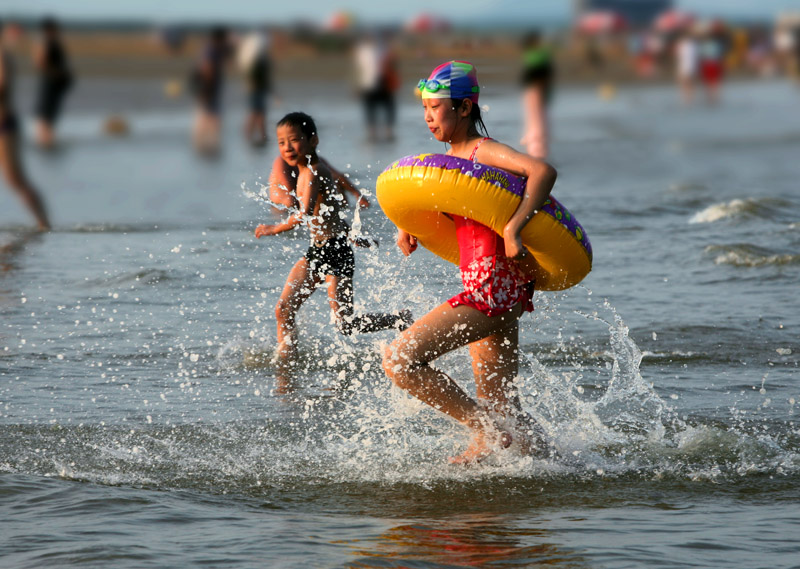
[34,17,73,149]
[1,22,50,230]
[254,112,411,390]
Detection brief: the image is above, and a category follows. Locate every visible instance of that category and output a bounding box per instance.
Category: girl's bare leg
[0,134,51,230]
[469,323,520,411]
[467,324,547,454]
[36,120,54,149]
[521,87,548,159]
[383,301,522,462]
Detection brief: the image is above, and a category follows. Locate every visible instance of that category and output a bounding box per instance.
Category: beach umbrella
[576,11,627,35]
[325,11,355,32]
[653,10,695,32]
[405,13,450,34]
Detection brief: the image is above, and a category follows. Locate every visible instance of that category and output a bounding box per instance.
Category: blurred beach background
[2,1,800,568]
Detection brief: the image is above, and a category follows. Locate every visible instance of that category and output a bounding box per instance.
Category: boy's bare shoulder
[313,161,337,192]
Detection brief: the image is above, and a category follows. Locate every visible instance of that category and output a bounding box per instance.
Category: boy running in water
[255,112,410,378]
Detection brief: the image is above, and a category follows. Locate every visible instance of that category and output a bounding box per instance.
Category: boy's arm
[267,156,299,209]
[255,169,320,238]
[321,158,370,209]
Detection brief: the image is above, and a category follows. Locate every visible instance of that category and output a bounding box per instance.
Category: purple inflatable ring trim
[384,154,592,258]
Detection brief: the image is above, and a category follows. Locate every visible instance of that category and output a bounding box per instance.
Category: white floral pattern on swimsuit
[448,254,534,317]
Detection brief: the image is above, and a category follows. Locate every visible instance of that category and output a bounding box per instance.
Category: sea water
[1,77,799,568]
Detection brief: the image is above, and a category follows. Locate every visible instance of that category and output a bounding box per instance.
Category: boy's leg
[326,274,411,335]
[275,257,322,359]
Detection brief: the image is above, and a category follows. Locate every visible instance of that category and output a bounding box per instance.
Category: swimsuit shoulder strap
[469,137,492,162]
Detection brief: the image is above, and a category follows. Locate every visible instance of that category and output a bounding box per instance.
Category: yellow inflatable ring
[376,153,592,291]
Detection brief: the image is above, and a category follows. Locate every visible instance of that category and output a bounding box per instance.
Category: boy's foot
[397,309,413,331]
[448,428,512,465]
[511,412,553,458]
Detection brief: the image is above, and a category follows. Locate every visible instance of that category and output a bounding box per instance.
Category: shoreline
[8,29,779,87]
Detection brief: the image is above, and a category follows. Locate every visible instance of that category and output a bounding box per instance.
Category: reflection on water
[342,514,587,568]
[0,232,40,273]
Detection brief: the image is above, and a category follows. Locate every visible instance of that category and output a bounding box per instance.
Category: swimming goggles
[418,78,446,93]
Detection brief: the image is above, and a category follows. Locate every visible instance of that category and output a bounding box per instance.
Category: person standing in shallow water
[33,17,73,149]
[382,61,556,464]
[354,32,398,143]
[519,30,554,159]
[0,22,50,230]
[254,112,411,389]
[191,26,229,154]
[238,30,272,147]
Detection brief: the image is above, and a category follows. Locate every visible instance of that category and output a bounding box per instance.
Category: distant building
[574,0,673,28]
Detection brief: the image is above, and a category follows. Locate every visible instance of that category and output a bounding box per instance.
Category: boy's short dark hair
[277,112,317,141]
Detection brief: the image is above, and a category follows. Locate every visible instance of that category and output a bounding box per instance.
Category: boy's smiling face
[276,124,316,167]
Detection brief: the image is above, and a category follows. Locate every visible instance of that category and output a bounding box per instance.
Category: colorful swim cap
[418,61,479,103]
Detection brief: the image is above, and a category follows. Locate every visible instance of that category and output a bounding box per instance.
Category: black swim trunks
[0,113,19,135]
[304,236,355,279]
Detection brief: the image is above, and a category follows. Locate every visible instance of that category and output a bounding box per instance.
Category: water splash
[3,269,799,493]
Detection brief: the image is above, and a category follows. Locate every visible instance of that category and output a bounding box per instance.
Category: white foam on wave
[689,198,758,224]
[705,244,800,267]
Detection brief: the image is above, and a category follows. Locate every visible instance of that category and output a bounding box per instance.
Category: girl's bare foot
[449,427,512,465]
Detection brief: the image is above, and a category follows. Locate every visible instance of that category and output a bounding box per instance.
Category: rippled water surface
[2,78,800,568]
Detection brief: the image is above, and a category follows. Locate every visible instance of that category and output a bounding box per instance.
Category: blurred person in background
[519,30,554,159]
[675,29,699,104]
[795,25,800,80]
[698,22,727,105]
[33,17,73,150]
[354,31,398,143]
[237,30,272,147]
[773,20,797,77]
[745,27,775,77]
[0,22,50,230]
[190,26,229,155]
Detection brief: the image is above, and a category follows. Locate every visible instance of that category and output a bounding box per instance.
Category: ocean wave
[67,222,246,234]
[82,267,173,287]
[689,198,780,224]
[705,244,800,267]
[3,302,797,494]
[69,222,176,234]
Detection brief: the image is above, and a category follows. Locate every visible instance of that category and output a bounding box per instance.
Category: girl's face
[422,98,459,142]
[276,124,315,167]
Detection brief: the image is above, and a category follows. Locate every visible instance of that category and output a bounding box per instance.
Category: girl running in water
[382,61,557,464]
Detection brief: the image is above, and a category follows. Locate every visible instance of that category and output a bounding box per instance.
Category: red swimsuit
[447,138,535,317]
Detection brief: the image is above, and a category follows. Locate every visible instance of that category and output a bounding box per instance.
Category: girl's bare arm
[478,140,557,259]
